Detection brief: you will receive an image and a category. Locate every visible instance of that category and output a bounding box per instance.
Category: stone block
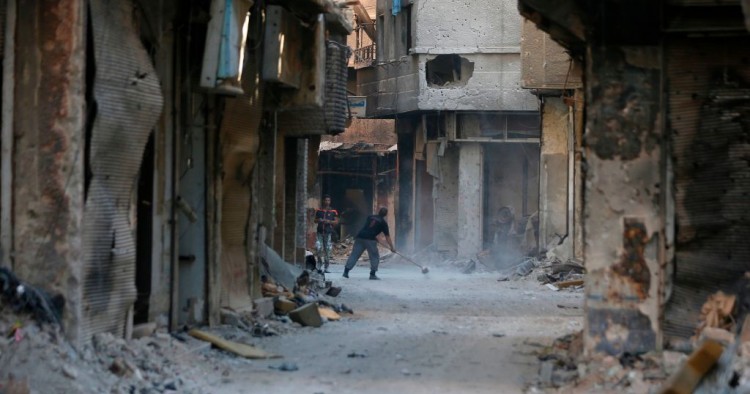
[288,303,323,327]
[274,297,297,315]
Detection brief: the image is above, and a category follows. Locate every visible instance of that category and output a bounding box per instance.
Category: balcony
[353,44,376,69]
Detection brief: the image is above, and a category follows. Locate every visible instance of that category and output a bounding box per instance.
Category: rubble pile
[528,280,750,393]
[0,301,207,393]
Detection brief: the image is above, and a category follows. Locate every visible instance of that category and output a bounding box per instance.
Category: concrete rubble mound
[527,274,750,393]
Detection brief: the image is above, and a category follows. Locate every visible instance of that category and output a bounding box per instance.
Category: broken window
[426,54,474,87]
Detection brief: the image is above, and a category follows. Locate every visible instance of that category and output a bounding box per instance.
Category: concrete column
[396,118,415,252]
[539,97,571,258]
[295,138,309,261]
[583,45,663,355]
[434,146,459,258]
[457,143,483,259]
[12,0,86,340]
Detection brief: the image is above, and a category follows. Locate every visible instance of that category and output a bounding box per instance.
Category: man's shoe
[324,269,332,274]
[369,274,380,280]
[343,270,350,278]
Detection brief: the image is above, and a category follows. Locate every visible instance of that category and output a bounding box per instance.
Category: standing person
[343,207,395,280]
[314,195,339,273]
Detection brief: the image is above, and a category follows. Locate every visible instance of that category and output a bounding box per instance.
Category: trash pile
[527,277,750,393]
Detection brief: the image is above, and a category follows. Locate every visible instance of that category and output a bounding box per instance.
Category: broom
[379,240,429,274]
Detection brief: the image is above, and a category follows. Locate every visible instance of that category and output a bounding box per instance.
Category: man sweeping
[314,195,339,273]
[343,207,395,280]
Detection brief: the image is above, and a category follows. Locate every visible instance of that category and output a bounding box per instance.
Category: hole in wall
[426,54,474,88]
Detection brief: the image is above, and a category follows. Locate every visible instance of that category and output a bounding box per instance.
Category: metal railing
[353,44,376,68]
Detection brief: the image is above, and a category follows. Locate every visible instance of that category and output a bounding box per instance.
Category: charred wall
[583,45,663,354]
[12,0,86,338]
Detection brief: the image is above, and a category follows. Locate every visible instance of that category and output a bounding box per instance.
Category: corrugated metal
[324,39,350,134]
[277,39,351,135]
[81,0,163,341]
[664,37,750,340]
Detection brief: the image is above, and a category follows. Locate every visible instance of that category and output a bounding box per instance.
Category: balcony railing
[353,44,376,68]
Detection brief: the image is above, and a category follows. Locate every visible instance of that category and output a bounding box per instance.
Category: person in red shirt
[314,195,339,273]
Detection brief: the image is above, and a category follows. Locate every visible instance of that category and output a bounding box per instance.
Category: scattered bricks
[253,298,275,318]
[274,297,297,315]
[288,303,323,327]
[700,327,735,346]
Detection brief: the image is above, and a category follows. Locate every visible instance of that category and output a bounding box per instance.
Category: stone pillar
[12,0,86,341]
[539,97,571,258]
[457,143,483,259]
[395,118,415,252]
[583,45,663,355]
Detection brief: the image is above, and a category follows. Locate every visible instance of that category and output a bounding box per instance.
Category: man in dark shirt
[343,207,395,280]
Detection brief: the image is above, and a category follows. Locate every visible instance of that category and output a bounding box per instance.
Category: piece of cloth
[344,239,380,273]
[356,215,389,240]
[315,233,333,269]
[314,208,339,234]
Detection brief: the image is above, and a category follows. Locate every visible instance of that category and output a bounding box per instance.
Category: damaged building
[0,0,352,343]
[518,0,750,355]
[358,0,541,267]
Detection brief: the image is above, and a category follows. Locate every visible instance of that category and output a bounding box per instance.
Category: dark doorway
[134,133,155,324]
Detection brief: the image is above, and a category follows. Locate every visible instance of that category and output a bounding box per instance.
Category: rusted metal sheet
[664,37,750,339]
[82,0,163,340]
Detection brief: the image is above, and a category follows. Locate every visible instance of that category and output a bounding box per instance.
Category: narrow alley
[1,0,749,393]
[216,263,582,393]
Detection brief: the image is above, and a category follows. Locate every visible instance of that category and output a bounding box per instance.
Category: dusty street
[204,263,583,394]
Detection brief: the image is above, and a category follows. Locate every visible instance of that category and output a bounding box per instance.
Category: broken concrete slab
[253,297,275,318]
[288,303,323,327]
[274,297,298,315]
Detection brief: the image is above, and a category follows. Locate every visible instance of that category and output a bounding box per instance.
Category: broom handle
[377,240,424,268]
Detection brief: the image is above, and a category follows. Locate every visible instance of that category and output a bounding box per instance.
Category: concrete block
[274,297,297,315]
[288,303,323,327]
[132,322,157,339]
[253,297,275,318]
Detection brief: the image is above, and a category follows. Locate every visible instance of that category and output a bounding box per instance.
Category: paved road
[205,263,583,394]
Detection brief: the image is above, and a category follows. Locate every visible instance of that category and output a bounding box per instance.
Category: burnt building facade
[0,0,352,343]
[519,0,750,354]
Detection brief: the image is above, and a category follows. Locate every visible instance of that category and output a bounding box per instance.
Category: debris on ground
[188,329,280,359]
[528,278,750,393]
